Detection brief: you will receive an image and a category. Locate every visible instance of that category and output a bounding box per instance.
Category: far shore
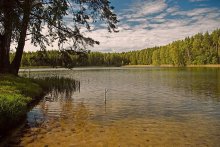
[19,64,220,71]
[123,64,220,68]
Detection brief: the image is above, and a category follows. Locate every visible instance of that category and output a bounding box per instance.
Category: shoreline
[0,74,45,144]
[0,75,79,145]
[122,64,220,68]
[19,64,220,71]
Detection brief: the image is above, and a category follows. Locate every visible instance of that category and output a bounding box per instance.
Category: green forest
[16,29,220,67]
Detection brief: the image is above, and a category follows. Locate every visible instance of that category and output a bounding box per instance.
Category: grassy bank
[0,74,43,137]
[0,74,80,139]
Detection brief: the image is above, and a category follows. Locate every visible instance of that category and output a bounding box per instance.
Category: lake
[8,67,220,146]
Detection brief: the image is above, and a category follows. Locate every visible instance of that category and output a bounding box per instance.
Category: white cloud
[134,0,168,17]
[189,0,207,2]
[22,0,220,53]
[85,5,220,52]
[172,8,219,17]
[166,6,179,13]
[120,0,167,20]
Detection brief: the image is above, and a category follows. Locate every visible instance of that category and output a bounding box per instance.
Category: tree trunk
[0,7,13,74]
[216,43,219,64]
[0,36,10,73]
[0,35,6,72]
[186,47,191,64]
[10,0,31,75]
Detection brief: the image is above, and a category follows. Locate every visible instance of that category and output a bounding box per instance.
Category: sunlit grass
[0,74,43,134]
[0,74,80,135]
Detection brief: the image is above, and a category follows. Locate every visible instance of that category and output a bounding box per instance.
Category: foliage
[0,0,118,74]
[17,29,220,67]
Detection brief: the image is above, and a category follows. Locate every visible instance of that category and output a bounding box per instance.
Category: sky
[24,0,220,52]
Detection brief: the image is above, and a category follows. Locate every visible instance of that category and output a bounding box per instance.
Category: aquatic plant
[34,76,80,99]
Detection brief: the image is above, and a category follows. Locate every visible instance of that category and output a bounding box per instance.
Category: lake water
[8,67,220,146]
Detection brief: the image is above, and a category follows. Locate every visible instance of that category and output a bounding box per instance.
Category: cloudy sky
[25,0,220,52]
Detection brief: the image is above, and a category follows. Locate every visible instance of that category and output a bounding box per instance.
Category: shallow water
[9,67,220,146]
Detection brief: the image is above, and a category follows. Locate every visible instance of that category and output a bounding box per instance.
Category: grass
[0,74,43,135]
[0,74,80,138]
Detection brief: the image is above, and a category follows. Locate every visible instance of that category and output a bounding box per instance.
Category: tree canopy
[0,0,118,74]
[16,29,220,68]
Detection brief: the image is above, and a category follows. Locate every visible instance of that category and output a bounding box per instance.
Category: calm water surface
[9,67,220,146]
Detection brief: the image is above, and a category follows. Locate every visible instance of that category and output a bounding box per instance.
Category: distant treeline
[14,29,220,67]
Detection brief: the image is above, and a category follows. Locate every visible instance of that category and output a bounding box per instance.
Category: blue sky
[25,0,220,52]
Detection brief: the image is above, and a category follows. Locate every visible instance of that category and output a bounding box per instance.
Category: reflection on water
[8,67,220,146]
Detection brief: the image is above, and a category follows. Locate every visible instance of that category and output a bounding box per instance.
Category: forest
[16,29,220,67]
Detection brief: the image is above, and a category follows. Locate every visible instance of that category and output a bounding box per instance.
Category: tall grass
[0,74,43,135]
[33,76,80,99]
[34,76,80,93]
[0,74,80,136]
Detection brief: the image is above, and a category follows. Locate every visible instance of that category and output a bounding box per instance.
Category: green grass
[0,74,43,134]
[0,74,80,137]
